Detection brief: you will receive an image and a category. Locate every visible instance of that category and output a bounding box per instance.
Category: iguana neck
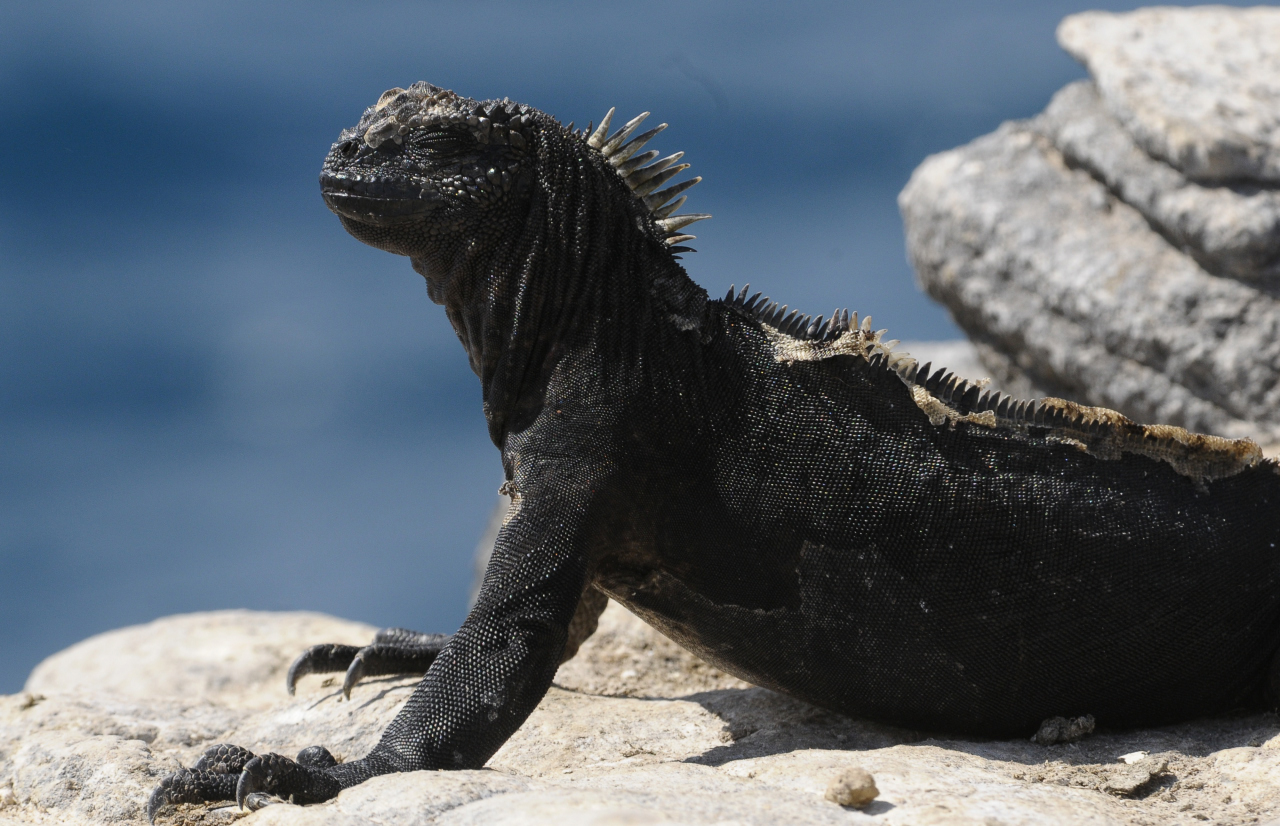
[414,133,706,446]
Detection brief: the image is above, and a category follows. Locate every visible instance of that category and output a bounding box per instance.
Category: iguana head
[320,82,710,438]
[320,84,533,266]
[320,82,708,299]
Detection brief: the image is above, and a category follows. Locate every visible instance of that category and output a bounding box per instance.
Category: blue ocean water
[0,0,1233,692]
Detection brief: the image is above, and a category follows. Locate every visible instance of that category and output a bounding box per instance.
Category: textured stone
[899,120,1280,446]
[823,767,877,807]
[1058,7,1280,183]
[4,605,1280,825]
[27,611,377,712]
[1033,715,1096,747]
[1038,80,1280,284]
[1100,756,1167,797]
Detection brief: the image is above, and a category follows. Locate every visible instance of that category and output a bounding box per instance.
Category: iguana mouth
[320,172,442,225]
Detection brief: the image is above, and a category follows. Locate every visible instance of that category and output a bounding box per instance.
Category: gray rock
[1032,715,1096,747]
[823,766,877,808]
[5,606,1280,824]
[1038,80,1280,284]
[899,120,1280,445]
[1101,755,1168,797]
[26,611,377,712]
[1058,7,1280,183]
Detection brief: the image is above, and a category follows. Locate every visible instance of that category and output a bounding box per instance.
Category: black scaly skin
[146,82,1280,816]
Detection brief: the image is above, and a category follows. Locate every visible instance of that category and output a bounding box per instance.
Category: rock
[1058,7,1280,183]
[1039,80,1280,284]
[26,611,377,712]
[5,605,1280,824]
[1101,755,1168,797]
[901,7,1280,454]
[823,767,877,807]
[1033,715,1096,746]
[900,120,1280,444]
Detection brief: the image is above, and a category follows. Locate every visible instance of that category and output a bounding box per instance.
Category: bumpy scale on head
[320,83,711,266]
[318,83,542,264]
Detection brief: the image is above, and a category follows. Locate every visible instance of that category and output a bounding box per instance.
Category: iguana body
[149,82,1280,817]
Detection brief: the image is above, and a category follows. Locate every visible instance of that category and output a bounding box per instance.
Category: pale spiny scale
[601,112,650,156]
[632,164,692,197]
[651,196,687,221]
[626,153,685,186]
[587,109,707,246]
[644,178,701,211]
[610,126,668,167]
[586,108,615,149]
[617,150,660,176]
[655,213,711,234]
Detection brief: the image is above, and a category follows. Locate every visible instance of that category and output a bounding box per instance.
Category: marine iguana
[148,82,1280,817]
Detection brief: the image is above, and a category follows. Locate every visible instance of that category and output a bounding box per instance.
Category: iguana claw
[148,744,341,820]
[287,644,361,695]
[287,632,449,697]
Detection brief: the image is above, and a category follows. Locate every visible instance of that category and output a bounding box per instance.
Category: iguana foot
[287,628,450,698]
[148,744,342,821]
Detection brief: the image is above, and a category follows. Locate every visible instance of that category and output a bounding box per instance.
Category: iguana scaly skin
[148,82,1280,817]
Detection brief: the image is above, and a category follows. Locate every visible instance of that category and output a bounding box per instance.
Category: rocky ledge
[3,603,1280,825]
[900,6,1280,452]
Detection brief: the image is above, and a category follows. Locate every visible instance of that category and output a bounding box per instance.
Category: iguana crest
[724,284,1269,483]
[581,107,710,251]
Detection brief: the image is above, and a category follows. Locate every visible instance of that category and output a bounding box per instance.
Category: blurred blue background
[0,0,1239,692]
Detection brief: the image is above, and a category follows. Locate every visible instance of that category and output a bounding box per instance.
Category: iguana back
[588,294,1280,734]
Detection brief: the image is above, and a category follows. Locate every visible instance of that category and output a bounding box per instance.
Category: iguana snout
[318,82,535,262]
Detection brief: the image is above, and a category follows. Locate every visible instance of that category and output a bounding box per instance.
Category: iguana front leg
[147,491,601,817]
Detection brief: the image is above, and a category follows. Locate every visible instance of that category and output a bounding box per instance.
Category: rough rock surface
[900,121,1280,444]
[1058,7,1280,183]
[1040,80,1280,283]
[900,6,1280,453]
[4,606,1280,825]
